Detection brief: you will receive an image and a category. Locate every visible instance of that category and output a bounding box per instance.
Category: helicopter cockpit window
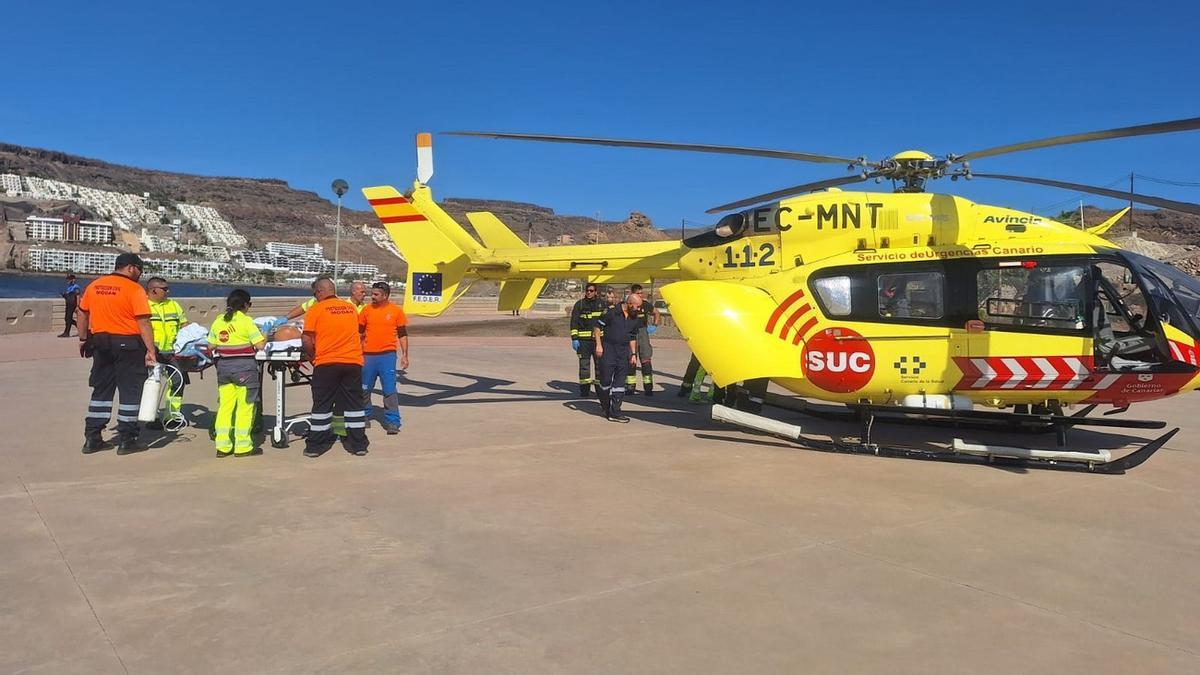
[1124,252,1200,340]
[878,272,944,319]
[977,265,1089,331]
[813,276,852,316]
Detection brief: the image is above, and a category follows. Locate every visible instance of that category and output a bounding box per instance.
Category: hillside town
[2,172,394,283]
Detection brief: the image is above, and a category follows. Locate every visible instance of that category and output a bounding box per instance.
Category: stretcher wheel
[271,427,288,449]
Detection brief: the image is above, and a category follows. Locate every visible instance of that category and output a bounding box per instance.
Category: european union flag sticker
[412,272,443,303]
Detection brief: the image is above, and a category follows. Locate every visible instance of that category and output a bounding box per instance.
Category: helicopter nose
[660,280,804,387]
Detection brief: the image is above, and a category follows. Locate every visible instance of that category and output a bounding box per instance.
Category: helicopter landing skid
[714,387,1177,474]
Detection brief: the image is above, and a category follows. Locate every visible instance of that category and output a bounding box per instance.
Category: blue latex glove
[572,339,581,351]
[647,325,657,335]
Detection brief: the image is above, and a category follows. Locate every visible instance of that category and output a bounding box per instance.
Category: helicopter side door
[964,259,1094,397]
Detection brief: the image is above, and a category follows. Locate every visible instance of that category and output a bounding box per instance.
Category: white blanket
[265,338,303,354]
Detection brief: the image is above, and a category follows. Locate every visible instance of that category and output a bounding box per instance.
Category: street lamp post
[331,179,349,281]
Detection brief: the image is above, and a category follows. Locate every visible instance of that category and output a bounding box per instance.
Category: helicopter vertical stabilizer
[1086,207,1130,237]
[465,212,548,310]
[363,185,473,316]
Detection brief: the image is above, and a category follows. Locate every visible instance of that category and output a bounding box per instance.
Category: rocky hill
[0,142,672,277]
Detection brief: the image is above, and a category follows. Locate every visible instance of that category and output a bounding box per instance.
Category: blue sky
[4,0,1199,229]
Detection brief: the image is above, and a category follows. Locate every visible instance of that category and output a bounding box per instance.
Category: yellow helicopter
[364,118,1200,473]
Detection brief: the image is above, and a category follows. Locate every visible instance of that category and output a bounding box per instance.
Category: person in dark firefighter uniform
[593,290,644,422]
[302,277,370,457]
[569,282,605,396]
[77,253,157,455]
[207,289,267,457]
[623,284,660,396]
[146,276,189,429]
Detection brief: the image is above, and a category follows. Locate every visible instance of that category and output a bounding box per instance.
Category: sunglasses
[585,288,597,293]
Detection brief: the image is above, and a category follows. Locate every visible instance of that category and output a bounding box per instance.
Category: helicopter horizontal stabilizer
[363,185,473,317]
[1086,207,1130,237]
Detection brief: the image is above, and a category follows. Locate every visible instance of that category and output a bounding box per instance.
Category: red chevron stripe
[765,289,806,334]
[369,196,409,206]
[379,214,426,223]
[776,303,812,340]
[791,317,820,345]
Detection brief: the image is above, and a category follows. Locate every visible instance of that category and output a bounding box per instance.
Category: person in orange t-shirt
[301,277,369,457]
[76,252,158,454]
[358,282,409,434]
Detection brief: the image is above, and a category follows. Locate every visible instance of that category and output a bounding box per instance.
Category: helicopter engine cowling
[661,280,804,387]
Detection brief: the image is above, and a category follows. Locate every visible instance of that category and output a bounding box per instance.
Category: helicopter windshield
[1120,251,1200,340]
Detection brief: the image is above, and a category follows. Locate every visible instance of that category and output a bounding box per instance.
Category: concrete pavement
[1,331,1198,673]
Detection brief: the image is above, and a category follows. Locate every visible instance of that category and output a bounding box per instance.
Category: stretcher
[255,343,312,448]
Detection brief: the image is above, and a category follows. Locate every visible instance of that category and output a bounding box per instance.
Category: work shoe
[144,420,164,431]
[235,448,263,457]
[608,413,630,423]
[116,439,149,455]
[303,447,326,458]
[383,424,400,435]
[643,386,654,397]
[216,450,233,458]
[351,447,369,456]
[81,437,113,454]
[579,384,591,397]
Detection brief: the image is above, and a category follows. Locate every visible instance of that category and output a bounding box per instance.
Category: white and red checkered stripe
[954,356,1106,391]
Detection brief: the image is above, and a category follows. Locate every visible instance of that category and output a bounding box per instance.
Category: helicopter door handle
[570,261,609,269]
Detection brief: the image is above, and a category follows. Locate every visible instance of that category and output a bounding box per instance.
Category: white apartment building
[144,257,233,280]
[265,241,323,257]
[25,217,114,244]
[27,248,118,275]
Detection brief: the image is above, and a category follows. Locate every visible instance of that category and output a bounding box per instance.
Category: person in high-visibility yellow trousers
[146,277,189,429]
[207,290,267,457]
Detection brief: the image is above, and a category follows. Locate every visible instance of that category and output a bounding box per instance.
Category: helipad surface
[1,331,1197,673]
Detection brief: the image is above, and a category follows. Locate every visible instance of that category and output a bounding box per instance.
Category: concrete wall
[0,295,577,335]
[0,297,305,336]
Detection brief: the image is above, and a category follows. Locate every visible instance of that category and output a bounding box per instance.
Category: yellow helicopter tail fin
[498,279,548,311]
[1086,207,1130,237]
[363,185,473,316]
[466,211,528,249]
[464,211,547,310]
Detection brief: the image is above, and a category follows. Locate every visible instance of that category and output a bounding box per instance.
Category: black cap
[114,252,144,270]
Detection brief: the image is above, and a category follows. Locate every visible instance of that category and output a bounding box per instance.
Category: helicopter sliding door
[964,260,1094,398]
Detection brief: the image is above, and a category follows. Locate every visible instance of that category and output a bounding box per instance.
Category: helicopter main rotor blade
[445,131,865,166]
[705,174,875,214]
[972,173,1200,217]
[957,116,1200,163]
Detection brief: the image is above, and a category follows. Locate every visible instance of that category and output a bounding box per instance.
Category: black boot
[609,396,629,422]
[116,437,149,455]
[81,435,113,454]
[579,383,591,397]
[643,383,654,396]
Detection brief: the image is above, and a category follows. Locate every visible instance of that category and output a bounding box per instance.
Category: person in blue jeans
[358,282,409,434]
